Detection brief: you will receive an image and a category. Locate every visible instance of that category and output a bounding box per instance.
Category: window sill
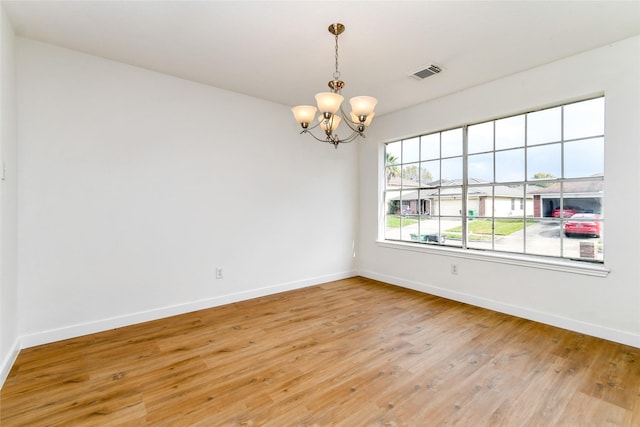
[376,240,610,277]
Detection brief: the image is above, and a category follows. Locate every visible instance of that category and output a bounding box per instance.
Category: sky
[386,97,604,184]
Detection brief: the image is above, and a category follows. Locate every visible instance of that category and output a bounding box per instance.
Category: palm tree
[386,153,400,184]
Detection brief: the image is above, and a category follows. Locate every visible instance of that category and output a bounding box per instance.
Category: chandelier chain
[333,30,341,81]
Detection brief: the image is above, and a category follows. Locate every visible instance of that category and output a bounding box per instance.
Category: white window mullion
[461,126,469,249]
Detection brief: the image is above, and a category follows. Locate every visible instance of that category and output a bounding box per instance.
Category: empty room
[1,1,639,425]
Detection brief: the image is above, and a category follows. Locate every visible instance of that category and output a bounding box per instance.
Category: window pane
[526,183,548,218]
[561,180,604,215]
[400,215,420,242]
[402,137,420,164]
[496,115,525,150]
[420,161,439,185]
[525,218,562,258]
[468,152,493,183]
[419,189,437,215]
[562,216,603,261]
[442,218,463,247]
[467,218,494,251]
[385,191,401,215]
[495,218,526,254]
[386,142,401,165]
[441,128,463,157]
[495,148,524,182]
[468,185,493,217]
[384,190,401,240]
[384,214,400,240]
[401,164,421,186]
[564,137,604,178]
[528,143,561,180]
[441,157,462,182]
[527,107,561,145]
[496,184,526,216]
[392,184,420,241]
[468,122,493,154]
[438,186,463,215]
[421,133,440,161]
[412,215,445,245]
[564,97,604,140]
[385,166,401,188]
[430,192,442,216]
[400,190,419,215]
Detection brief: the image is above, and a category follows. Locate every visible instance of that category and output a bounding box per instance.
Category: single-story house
[387,178,533,217]
[528,177,603,217]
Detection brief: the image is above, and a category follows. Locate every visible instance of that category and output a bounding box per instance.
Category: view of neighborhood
[383,97,604,262]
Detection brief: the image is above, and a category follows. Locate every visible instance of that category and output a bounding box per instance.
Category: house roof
[389,178,529,200]
[386,176,420,188]
[528,179,603,195]
[390,176,604,200]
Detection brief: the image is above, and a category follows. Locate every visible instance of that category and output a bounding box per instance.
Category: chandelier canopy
[291,23,377,148]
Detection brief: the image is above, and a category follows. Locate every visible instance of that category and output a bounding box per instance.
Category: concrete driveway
[386,218,603,261]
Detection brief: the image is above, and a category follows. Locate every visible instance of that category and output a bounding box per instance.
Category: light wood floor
[1,277,639,426]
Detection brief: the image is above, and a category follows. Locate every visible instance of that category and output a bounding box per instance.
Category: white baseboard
[0,337,21,388]
[359,269,640,348]
[20,270,357,349]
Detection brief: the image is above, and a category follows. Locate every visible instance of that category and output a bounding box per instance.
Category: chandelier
[291,23,378,148]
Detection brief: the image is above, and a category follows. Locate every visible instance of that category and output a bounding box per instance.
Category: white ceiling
[3,1,640,116]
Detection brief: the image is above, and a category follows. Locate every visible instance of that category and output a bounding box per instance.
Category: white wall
[4,26,638,390]
[0,6,20,383]
[16,38,358,346]
[358,36,640,347]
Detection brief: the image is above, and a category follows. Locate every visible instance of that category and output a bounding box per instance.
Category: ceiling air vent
[410,65,442,80]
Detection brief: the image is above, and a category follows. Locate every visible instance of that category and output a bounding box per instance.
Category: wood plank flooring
[1,276,639,426]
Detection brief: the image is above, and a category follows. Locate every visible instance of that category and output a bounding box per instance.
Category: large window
[384,97,604,262]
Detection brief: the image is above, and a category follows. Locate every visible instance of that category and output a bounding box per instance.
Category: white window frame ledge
[376,240,610,277]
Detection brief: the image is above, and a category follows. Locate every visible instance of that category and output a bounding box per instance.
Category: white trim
[359,269,639,348]
[0,338,21,388]
[20,271,357,349]
[376,240,609,277]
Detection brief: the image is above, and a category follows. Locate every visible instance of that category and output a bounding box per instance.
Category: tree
[532,172,556,187]
[400,164,433,184]
[421,169,434,184]
[402,165,419,182]
[386,153,400,184]
[533,172,556,180]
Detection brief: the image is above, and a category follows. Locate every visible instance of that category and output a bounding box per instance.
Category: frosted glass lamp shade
[291,105,318,125]
[315,92,344,114]
[319,115,341,132]
[350,111,375,126]
[349,96,377,117]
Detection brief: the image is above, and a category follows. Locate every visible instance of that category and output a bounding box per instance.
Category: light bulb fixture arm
[299,119,322,133]
[338,104,366,135]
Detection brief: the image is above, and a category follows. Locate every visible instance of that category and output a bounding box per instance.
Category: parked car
[552,207,577,218]
[564,213,601,238]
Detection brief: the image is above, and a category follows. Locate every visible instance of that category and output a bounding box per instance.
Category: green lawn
[444,232,491,242]
[447,219,531,236]
[386,215,418,228]
[387,217,530,241]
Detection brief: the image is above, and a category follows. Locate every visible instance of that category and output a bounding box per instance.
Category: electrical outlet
[216,267,223,279]
[450,264,459,275]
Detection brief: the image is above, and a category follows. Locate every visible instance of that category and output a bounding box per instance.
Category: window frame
[380,97,608,276]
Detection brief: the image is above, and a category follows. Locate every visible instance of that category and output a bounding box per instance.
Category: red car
[564,213,601,238]
[552,207,577,218]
